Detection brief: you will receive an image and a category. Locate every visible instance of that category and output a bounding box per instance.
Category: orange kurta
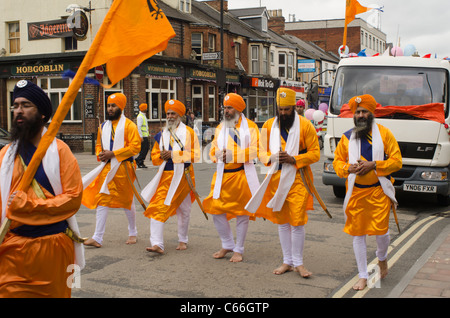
[144,125,200,222]
[82,118,141,210]
[255,115,320,226]
[333,124,402,236]
[203,117,259,220]
[0,140,83,298]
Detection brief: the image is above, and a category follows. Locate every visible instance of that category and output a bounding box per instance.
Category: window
[208,34,216,52]
[251,46,259,74]
[179,0,191,13]
[191,33,202,61]
[39,77,81,121]
[235,42,245,71]
[8,22,20,54]
[287,53,294,79]
[278,52,286,78]
[64,36,78,51]
[262,47,269,74]
[208,86,215,120]
[192,85,203,119]
[270,51,274,65]
[147,78,176,120]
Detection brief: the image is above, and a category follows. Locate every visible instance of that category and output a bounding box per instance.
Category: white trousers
[278,223,306,268]
[150,194,191,251]
[212,213,250,254]
[353,231,390,279]
[92,200,138,245]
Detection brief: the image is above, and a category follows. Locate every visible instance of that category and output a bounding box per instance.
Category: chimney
[203,0,228,12]
[268,9,285,35]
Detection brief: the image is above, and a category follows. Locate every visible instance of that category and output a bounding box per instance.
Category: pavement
[73,151,450,298]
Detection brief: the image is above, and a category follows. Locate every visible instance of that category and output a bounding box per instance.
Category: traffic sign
[95,65,104,81]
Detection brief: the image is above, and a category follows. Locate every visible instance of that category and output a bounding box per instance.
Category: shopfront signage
[12,63,68,76]
[144,64,182,78]
[189,69,217,82]
[251,77,276,89]
[298,59,316,73]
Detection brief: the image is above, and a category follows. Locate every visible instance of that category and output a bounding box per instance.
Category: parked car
[0,127,10,150]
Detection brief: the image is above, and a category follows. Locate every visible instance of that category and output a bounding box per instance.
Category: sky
[225,0,450,58]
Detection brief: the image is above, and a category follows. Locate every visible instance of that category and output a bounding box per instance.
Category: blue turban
[13,80,53,123]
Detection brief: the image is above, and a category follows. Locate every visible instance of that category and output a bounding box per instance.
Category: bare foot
[146,245,164,254]
[353,278,367,290]
[213,248,232,259]
[379,259,388,279]
[294,265,312,278]
[273,263,293,275]
[176,242,188,250]
[83,238,101,248]
[126,236,137,245]
[230,252,243,262]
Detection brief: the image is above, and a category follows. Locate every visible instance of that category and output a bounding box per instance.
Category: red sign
[95,66,104,81]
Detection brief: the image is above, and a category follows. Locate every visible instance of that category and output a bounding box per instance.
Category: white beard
[166,117,181,131]
[222,112,240,129]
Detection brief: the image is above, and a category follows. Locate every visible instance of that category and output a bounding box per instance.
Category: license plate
[403,184,437,193]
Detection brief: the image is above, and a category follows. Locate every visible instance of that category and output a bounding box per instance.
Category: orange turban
[349,94,377,113]
[107,93,127,110]
[164,99,186,116]
[223,93,246,112]
[139,103,148,111]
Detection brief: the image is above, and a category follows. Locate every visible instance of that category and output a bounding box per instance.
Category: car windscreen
[330,66,448,118]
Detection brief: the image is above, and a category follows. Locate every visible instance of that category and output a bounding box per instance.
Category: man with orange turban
[333,94,402,290]
[82,93,141,248]
[136,103,150,168]
[203,93,260,263]
[246,87,320,277]
[141,99,200,253]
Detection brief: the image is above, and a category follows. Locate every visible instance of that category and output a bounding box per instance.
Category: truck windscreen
[330,66,448,118]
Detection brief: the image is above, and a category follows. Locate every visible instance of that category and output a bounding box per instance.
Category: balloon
[305,108,315,120]
[403,44,416,56]
[391,46,403,56]
[319,103,328,113]
[338,45,349,56]
[312,110,325,122]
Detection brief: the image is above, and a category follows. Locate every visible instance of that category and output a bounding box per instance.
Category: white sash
[343,122,397,213]
[245,114,300,212]
[82,114,126,193]
[141,122,187,205]
[0,128,85,269]
[213,114,260,201]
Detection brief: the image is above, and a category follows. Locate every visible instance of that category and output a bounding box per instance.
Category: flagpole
[0,4,117,244]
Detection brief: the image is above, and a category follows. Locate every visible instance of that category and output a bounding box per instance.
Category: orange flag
[0,0,175,242]
[343,0,369,48]
[88,0,175,85]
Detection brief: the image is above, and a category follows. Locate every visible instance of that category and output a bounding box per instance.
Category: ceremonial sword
[167,127,208,220]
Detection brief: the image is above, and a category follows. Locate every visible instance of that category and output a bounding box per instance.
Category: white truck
[321,56,450,206]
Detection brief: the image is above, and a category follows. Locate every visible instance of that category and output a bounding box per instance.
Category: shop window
[247,89,275,123]
[208,86,215,120]
[38,77,81,122]
[192,85,203,119]
[146,78,176,121]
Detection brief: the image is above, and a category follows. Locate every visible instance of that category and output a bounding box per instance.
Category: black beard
[353,113,374,139]
[107,108,122,121]
[280,110,296,131]
[10,112,44,158]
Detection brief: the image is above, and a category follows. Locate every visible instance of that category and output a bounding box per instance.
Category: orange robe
[143,126,200,222]
[82,118,141,210]
[255,115,320,226]
[202,117,259,220]
[333,124,402,236]
[0,140,83,298]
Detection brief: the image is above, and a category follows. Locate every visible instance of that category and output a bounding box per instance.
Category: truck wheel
[437,194,449,206]
[333,186,346,198]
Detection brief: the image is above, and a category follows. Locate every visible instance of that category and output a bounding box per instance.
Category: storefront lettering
[251,77,275,89]
[192,69,216,79]
[14,64,65,75]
